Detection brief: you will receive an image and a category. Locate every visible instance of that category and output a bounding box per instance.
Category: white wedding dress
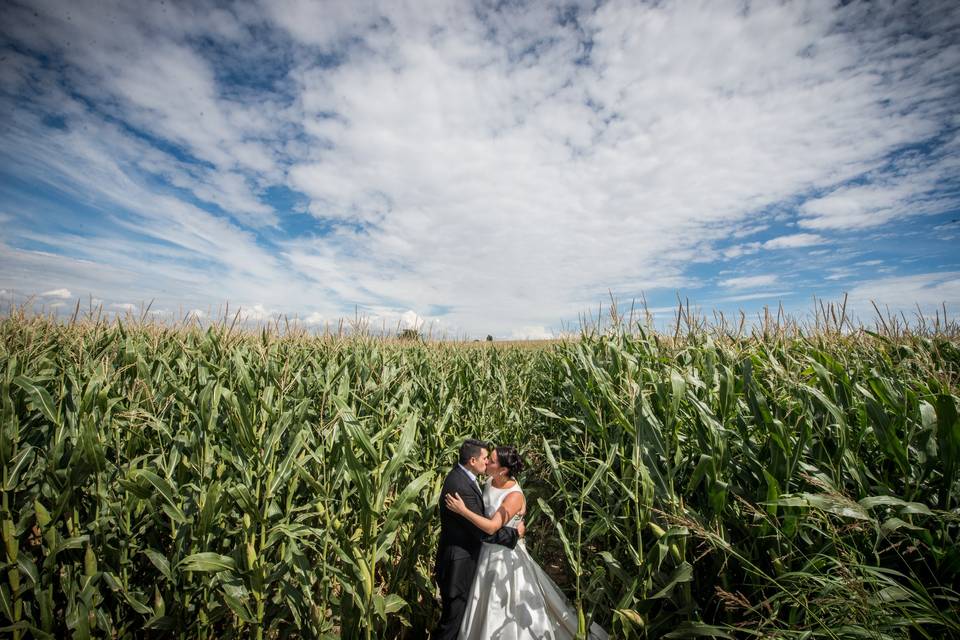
[459,479,608,639]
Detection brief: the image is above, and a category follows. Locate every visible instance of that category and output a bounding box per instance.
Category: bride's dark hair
[495,446,524,478]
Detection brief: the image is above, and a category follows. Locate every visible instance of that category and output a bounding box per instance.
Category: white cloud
[399,310,424,330]
[40,288,72,299]
[798,141,960,230]
[714,291,794,303]
[723,233,827,258]
[111,302,137,312]
[350,308,441,335]
[302,311,325,325]
[825,270,854,281]
[238,304,275,322]
[846,272,960,315]
[731,224,770,239]
[264,0,387,49]
[763,233,825,249]
[509,326,554,340]
[720,275,779,290]
[723,242,762,259]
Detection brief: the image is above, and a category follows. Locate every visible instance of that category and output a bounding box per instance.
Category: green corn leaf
[2,445,34,490]
[142,615,176,630]
[663,621,734,639]
[222,589,256,623]
[650,562,694,600]
[129,469,187,522]
[142,549,172,582]
[859,495,933,516]
[13,376,59,427]
[178,552,237,573]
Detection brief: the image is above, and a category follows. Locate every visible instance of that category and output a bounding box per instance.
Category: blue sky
[1,0,958,338]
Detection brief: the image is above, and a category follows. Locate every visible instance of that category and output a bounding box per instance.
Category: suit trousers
[433,547,475,639]
[434,589,468,640]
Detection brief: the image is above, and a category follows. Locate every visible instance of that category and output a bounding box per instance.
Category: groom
[433,438,524,639]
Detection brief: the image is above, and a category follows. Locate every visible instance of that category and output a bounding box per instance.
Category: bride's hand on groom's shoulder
[444,491,467,515]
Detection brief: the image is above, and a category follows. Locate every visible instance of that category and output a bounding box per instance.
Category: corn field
[1,308,958,638]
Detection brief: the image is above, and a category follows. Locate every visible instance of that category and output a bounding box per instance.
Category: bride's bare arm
[445,492,525,535]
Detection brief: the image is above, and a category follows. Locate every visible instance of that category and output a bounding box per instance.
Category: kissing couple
[433,438,608,639]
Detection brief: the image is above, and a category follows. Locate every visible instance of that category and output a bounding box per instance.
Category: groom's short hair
[459,438,489,465]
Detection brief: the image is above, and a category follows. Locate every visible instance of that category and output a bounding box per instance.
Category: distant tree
[398,328,421,341]
[486,334,493,342]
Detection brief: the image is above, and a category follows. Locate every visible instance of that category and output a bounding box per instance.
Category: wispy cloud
[763,234,825,249]
[714,291,794,303]
[40,288,72,299]
[511,326,555,340]
[720,275,779,290]
[847,272,960,313]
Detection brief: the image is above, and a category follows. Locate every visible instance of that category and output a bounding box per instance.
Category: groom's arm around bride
[439,463,520,550]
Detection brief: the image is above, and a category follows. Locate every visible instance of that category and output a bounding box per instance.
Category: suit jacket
[435,465,519,598]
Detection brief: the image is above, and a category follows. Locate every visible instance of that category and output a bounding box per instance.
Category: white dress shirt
[457,463,480,489]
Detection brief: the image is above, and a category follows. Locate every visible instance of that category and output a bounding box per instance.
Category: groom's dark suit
[433,465,519,640]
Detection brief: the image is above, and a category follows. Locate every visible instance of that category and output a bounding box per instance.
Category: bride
[444,445,608,640]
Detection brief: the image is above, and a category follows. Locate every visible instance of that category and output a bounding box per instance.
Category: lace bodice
[482,479,524,528]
